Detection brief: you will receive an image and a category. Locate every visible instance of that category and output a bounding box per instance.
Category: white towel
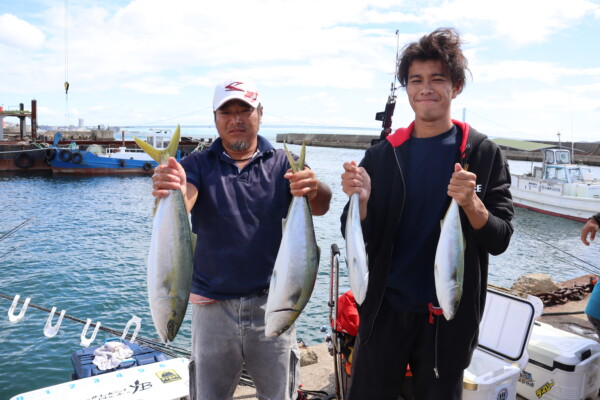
[92,341,134,370]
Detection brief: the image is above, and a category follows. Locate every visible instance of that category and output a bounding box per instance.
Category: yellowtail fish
[344,193,369,305]
[434,198,465,321]
[134,126,194,343]
[265,143,320,337]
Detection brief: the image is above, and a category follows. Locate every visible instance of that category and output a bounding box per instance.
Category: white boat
[509,147,600,222]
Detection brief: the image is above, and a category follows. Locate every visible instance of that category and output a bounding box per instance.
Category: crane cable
[64,0,70,129]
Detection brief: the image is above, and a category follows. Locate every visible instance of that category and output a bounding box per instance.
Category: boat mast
[570,108,575,164]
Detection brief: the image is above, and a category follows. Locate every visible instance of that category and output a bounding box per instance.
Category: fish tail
[298,142,306,170]
[134,125,181,164]
[283,142,306,173]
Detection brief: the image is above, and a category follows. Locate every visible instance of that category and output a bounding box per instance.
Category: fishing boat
[499,142,600,222]
[48,130,186,175]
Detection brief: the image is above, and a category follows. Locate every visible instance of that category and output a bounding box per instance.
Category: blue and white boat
[48,130,183,175]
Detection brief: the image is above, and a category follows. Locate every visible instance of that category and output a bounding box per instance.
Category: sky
[1,0,599,142]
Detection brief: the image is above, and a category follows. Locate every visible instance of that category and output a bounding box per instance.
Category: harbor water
[1,126,599,398]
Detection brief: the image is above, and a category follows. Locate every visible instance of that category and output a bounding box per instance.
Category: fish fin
[134,125,181,165]
[190,231,197,256]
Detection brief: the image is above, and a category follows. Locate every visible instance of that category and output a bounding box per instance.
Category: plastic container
[71,338,168,380]
[517,321,600,400]
[463,287,543,400]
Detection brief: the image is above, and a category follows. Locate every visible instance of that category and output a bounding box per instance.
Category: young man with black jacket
[340,28,514,399]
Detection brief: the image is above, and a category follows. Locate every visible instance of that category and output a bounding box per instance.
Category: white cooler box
[517,321,600,400]
[463,287,543,400]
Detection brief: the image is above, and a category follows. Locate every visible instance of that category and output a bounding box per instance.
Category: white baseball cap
[213,78,261,111]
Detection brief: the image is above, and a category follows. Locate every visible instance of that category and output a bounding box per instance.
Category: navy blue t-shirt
[181,135,294,299]
[385,125,460,312]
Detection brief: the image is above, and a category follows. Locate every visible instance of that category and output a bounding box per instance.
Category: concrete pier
[276,133,600,166]
[276,133,379,149]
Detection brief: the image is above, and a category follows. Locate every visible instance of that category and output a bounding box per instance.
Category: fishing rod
[0,218,31,243]
[522,231,600,275]
[0,247,16,259]
[551,252,600,277]
[372,29,400,146]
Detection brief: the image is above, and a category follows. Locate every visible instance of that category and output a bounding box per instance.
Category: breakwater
[276,133,380,149]
[276,133,600,166]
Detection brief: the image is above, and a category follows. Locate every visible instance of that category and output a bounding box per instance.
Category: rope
[0,148,50,155]
[64,0,70,128]
[542,310,586,316]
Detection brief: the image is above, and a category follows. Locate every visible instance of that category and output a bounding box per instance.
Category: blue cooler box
[71,339,168,380]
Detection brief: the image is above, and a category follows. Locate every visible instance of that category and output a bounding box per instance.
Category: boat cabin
[532,148,595,184]
[141,130,172,150]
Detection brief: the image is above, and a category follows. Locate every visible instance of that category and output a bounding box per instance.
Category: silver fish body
[146,188,194,343]
[434,199,465,321]
[265,143,320,337]
[344,193,369,305]
[135,125,194,343]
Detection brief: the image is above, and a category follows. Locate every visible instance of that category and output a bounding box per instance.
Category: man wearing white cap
[151,78,332,400]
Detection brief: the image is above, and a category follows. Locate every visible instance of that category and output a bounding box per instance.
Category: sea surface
[1,126,599,398]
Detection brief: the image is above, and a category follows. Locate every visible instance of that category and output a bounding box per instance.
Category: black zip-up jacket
[341,120,514,373]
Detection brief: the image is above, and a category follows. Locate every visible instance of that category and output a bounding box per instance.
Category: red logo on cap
[245,91,258,102]
[225,82,245,92]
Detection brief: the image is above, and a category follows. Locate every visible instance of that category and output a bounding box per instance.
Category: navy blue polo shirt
[181,135,294,299]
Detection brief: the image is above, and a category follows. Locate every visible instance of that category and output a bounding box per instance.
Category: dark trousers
[347,298,463,400]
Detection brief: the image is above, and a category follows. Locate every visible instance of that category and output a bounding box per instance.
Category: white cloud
[1,0,599,141]
[415,0,599,45]
[0,14,45,49]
